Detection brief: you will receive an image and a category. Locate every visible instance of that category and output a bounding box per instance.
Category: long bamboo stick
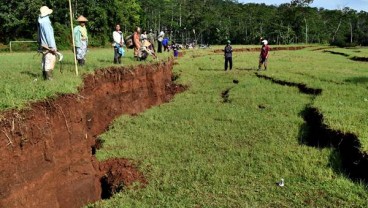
[68,0,78,76]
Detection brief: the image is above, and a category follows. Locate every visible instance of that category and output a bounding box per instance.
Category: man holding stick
[38,6,57,80]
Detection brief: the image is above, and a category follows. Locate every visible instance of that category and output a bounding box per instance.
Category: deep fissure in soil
[300,107,368,183]
[256,72,368,185]
[323,50,368,62]
[256,74,322,95]
[0,59,185,208]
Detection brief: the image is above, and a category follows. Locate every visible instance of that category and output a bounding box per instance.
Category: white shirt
[158,31,165,42]
[113,31,124,46]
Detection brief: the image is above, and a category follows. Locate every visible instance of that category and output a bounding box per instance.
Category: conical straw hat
[77,15,88,22]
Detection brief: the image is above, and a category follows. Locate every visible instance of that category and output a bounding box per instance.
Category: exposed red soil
[99,158,147,199]
[0,59,185,208]
[213,46,309,53]
[311,46,335,51]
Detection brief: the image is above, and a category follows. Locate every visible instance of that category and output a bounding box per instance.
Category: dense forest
[1,0,368,49]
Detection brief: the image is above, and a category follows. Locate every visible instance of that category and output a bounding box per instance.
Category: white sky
[238,0,368,12]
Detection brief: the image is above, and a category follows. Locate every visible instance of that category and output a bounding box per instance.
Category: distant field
[1,46,367,207]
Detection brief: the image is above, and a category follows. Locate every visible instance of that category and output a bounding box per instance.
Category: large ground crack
[256,74,322,95]
[324,50,368,62]
[256,72,368,185]
[300,107,368,183]
[0,59,186,208]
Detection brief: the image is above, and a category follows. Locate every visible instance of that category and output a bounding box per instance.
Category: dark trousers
[158,41,162,53]
[225,57,232,71]
[114,47,122,64]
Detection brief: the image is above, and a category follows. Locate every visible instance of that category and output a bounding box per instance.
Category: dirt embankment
[0,59,185,208]
[213,46,309,53]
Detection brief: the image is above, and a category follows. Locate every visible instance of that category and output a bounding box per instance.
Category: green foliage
[1,1,368,47]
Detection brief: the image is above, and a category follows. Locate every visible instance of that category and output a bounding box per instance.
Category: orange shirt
[133,32,141,48]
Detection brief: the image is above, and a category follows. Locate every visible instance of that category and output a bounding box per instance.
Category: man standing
[74,15,88,66]
[157,31,164,53]
[162,36,169,52]
[147,29,156,52]
[224,40,233,71]
[113,24,124,64]
[38,6,57,80]
[133,27,142,61]
[258,39,270,71]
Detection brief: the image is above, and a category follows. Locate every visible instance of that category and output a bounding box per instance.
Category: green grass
[1,46,367,207]
[0,48,167,110]
[89,47,368,207]
[249,47,368,151]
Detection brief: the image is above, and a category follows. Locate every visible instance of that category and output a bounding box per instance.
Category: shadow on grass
[235,67,255,71]
[198,67,223,71]
[298,106,368,187]
[98,59,112,64]
[21,71,39,78]
[345,77,368,84]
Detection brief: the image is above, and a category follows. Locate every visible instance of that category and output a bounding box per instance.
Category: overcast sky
[238,0,368,12]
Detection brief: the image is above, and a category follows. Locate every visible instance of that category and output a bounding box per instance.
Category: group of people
[37,6,164,81]
[38,6,88,80]
[37,5,269,82]
[223,38,270,71]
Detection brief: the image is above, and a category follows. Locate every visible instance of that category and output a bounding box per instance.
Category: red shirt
[260,45,270,58]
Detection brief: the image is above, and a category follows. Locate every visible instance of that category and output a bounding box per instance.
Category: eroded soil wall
[0,59,181,208]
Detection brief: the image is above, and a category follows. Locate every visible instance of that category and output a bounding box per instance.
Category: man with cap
[223,40,233,71]
[38,6,57,80]
[74,15,88,66]
[258,39,270,71]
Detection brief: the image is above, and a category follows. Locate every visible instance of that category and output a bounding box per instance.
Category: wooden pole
[68,0,78,76]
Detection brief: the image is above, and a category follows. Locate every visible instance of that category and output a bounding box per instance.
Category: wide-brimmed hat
[77,15,88,22]
[40,6,53,17]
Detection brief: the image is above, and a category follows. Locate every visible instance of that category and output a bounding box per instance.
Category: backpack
[125,34,134,49]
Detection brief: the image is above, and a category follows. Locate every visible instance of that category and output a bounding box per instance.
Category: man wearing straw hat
[38,6,57,80]
[74,15,88,66]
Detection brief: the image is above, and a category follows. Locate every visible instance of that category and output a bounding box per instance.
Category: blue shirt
[162,38,169,46]
[38,16,56,50]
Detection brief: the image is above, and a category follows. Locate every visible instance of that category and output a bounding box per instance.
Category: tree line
[1,0,368,49]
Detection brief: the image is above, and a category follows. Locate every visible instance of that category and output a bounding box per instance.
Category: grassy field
[90,46,367,207]
[0,48,166,110]
[1,46,367,207]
